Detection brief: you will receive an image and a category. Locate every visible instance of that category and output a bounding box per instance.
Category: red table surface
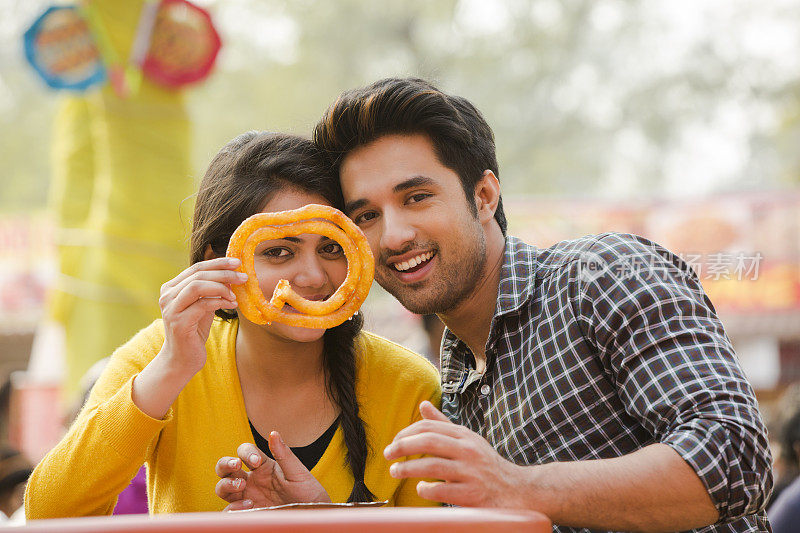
[12,507,551,532]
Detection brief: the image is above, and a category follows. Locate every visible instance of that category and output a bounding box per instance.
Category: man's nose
[379,209,415,253]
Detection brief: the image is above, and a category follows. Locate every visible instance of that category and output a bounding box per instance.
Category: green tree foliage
[3,0,800,212]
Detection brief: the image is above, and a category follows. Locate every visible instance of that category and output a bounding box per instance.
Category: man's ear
[203,244,218,261]
[474,170,501,225]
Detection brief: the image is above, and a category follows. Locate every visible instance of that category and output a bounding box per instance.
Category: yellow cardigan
[26,318,441,517]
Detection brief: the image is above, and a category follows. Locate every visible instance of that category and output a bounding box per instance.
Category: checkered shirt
[440,234,772,533]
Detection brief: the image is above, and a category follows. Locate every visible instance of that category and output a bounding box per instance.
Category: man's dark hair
[314,77,507,235]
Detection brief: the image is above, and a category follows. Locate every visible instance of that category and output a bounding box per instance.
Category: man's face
[340,134,487,314]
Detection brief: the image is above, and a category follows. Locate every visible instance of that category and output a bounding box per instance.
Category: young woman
[25,132,441,517]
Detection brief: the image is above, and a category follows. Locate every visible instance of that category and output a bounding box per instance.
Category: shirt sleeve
[574,233,773,522]
[25,321,171,518]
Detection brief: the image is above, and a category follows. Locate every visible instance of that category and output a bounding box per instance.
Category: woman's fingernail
[229,459,238,468]
[250,453,260,466]
[389,463,398,477]
[233,478,243,489]
[228,258,240,266]
[383,445,393,458]
[242,499,253,508]
[237,272,248,281]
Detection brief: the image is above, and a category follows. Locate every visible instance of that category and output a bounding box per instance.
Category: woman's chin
[272,323,327,343]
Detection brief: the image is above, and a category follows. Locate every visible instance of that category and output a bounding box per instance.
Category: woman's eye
[321,242,344,256]
[263,247,290,258]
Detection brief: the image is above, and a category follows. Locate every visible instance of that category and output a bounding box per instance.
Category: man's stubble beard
[376,224,488,315]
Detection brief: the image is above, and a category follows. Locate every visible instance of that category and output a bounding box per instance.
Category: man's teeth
[394,252,434,272]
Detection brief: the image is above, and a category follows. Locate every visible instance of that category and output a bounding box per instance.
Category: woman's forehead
[260,189,332,214]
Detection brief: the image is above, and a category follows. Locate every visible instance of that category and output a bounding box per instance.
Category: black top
[249,418,339,471]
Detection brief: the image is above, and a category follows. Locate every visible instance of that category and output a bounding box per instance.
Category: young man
[314,78,772,532]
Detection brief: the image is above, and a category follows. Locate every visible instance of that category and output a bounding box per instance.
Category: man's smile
[392,251,434,272]
[384,250,437,283]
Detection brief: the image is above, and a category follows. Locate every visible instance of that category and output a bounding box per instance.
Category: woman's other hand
[215,433,331,510]
[132,258,246,419]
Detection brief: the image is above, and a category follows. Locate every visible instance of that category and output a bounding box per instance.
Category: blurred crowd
[0,380,31,525]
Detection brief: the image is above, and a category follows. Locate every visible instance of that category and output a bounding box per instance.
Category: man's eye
[408,193,431,204]
[263,247,290,258]
[354,211,378,225]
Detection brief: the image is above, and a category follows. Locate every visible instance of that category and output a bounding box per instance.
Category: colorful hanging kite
[23,0,221,94]
[135,0,222,88]
[23,5,106,91]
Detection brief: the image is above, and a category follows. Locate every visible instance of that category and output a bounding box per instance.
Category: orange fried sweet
[226,204,374,328]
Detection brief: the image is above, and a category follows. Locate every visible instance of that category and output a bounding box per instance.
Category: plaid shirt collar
[441,235,536,387]
[495,235,538,315]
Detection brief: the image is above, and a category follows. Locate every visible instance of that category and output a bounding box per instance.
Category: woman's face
[247,188,348,343]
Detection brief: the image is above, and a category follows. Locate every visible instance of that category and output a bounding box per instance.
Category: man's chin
[377,276,429,312]
[383,284,455,315]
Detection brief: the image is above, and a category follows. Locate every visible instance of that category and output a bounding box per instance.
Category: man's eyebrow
[393,175,435,193]
[344,176,435,215]
[344,198,368,215]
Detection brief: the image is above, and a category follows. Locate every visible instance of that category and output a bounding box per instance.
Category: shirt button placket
[479,382,492,445]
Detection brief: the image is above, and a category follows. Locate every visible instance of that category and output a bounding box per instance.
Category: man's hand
[214,432,331,510]
[383,400,526,507]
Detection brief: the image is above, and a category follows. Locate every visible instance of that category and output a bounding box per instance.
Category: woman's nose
[291,252,328,289]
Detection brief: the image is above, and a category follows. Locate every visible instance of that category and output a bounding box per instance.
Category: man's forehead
[340,136,444,193]
[341,134,436,171]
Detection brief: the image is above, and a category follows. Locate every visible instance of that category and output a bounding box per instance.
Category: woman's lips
[281,295,330,314]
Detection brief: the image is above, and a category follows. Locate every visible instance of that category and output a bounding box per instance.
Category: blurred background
[1,0,800,519]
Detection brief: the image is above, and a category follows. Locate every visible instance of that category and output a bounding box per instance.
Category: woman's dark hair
[313,77,507,235]
[190,131,375,502]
